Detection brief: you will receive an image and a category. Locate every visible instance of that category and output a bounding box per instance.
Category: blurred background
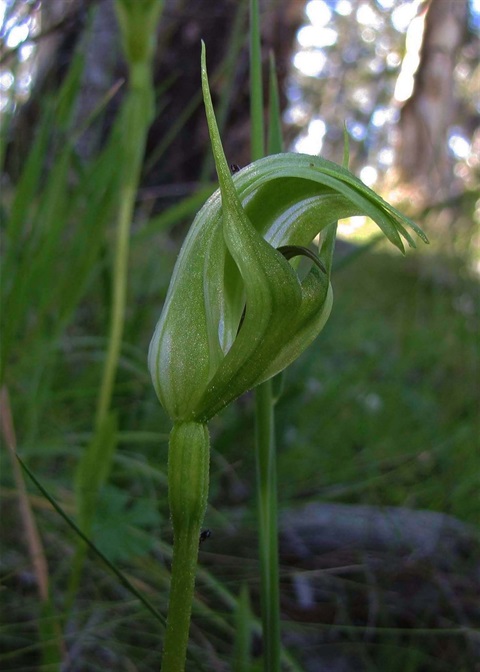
[1,1,479,670]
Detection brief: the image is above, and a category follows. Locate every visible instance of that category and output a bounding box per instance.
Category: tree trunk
[396,0,468,201]
[5,0,303,196]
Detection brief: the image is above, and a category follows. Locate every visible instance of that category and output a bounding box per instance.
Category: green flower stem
[255,378,281,672]
[162,422,210,672]
[250,3,281,666]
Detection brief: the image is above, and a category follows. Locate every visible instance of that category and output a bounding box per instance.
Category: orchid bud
[148,43,427,425]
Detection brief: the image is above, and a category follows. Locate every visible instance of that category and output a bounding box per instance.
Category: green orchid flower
[148,47,426,426]
[150,43,427,672]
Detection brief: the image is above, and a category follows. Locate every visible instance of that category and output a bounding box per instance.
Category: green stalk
[249,0,265,162]
[255,378,281,672]
[161,533,202,671]
[161,422,210,672]
[250,3,281,669]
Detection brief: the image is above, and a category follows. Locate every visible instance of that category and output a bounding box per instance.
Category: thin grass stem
[255,379,281,672]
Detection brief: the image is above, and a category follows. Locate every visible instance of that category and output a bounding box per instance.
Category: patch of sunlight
[360,165,378,186]
[6,21,29,48]
[386,51,401,68]
[378,148,395,167]
[356,3,383,30]
[394,8,426,102]
[293,117,326,154]
[336,214,394,246]
[361,27,377,44]
[371,106,398,127]
[448,130,472,160]
[391,0,423,33]
[298,25,338,49]
[346,119,367,141]
[293,50,327,77]
[306,0,332,27]
[351,87,374,114]
[19,43,35,62]
[335,0,353,16]
[470,0,480,30]
[0,71,14,90]
[376,0,396,8]
[283,102,311,125]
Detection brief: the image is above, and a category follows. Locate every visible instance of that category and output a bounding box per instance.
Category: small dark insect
[230,163,241,174]
[199,529,212,545]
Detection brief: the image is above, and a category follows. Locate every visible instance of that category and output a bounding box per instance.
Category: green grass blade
[267,51,283,155]
[55,47,86,131]
[38,600,63,668]
[233,584,253,672]
[250,0,265,160]
[17,455,166,626]
[134,184,215,242]
[75,412,118,537]
[342,123,350,169]
[265,51,287,408]
[199,1,249,180]
[6,105,51,243]
[255,378,281,672]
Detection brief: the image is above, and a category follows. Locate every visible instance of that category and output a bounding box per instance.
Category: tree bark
[5,0,303,196]
[396,0,468,200]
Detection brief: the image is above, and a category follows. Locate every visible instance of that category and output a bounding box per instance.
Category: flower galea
[148,45,427,425]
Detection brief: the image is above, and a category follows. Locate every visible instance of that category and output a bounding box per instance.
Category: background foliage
[1,1,479,670]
